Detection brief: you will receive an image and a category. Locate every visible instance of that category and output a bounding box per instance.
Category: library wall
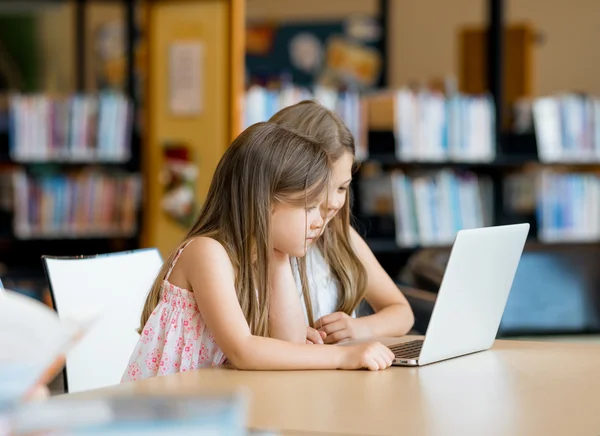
[37,5,74,93]
[28,1,600,105]
[249,0,600,96]
[246,0,486,89]
[388,0,486,88]
[507,0,600,95]
[391,0,600,96]
[246,0,377,21]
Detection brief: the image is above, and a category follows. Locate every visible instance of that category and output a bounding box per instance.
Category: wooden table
[65,338,600,436]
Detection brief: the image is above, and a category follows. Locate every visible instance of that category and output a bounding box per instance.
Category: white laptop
[382,223,530,366]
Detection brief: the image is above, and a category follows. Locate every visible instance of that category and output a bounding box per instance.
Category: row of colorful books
[8,92,132,163]
[532,93,600,163]
[393,88,496,162]
[244,84,367,160]
[11,170,141,239]
[244,87,600,166]
[243,85,496,164]
[359,169,493,247]
[537,170,600,242]
[360,166,600,246]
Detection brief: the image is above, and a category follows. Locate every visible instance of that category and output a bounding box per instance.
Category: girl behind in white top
[270,101,415,345]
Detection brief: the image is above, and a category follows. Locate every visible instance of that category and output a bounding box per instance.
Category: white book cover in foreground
[0,290,93,410]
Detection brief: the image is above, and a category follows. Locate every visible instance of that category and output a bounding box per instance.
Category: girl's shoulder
[178,236,231,265]
[170,236,235,284]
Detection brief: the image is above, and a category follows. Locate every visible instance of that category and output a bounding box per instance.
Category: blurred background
[0,0,599,340]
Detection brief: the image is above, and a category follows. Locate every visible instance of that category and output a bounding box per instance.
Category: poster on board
[245,16,383,90]
[168,41,204,116]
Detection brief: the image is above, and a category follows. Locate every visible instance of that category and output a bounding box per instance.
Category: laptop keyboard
[389,339,423,359]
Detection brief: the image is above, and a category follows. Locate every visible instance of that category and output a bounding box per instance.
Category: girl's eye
[306,205,318,212]
[338,186,348,192]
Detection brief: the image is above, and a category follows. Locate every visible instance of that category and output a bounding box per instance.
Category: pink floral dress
[121,241,226,382]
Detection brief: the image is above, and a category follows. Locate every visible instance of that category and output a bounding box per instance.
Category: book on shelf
[532,93,600,163]
[11,169,141,239]
[536,169,600,243]
[244,84,368,160]
[8,92,132,163]
[0,170,11,213]
[0,289,96,412]
[392,87,496,163]
[503,171,537,215]
[359,168,493,247]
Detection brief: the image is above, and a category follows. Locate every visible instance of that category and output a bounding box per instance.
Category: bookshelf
[353,89,600,278]
[346,0,600,278]
[0,0,142,301]
[0,0,246,297]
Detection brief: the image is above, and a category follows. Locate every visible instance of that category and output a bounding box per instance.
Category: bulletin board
[245,16,383,90]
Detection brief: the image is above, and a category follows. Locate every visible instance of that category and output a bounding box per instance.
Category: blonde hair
[269,100,367,326]
[138,122,331,337]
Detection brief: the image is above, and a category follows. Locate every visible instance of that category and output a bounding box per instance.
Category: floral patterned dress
[121,241,226,382]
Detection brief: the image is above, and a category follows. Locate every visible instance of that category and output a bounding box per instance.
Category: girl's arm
[267,250,307,344]
[316,228,415,343]
[348,227,415,337]
[177,237,393,371]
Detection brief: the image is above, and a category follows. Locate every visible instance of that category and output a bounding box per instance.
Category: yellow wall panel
[143,1,233,257]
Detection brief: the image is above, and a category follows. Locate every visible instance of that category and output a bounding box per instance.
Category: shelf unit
[0,0,142,299]
[351,0,600,278]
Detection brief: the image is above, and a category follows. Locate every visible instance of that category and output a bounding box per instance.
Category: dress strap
[164,239,194,281]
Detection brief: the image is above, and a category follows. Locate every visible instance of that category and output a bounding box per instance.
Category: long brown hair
[138,122,331,337]
[269,100,367,326]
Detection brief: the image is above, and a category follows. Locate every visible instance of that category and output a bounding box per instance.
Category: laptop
[382,223,530,366]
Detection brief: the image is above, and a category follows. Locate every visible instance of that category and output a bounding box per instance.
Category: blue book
[7,394,248,435]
